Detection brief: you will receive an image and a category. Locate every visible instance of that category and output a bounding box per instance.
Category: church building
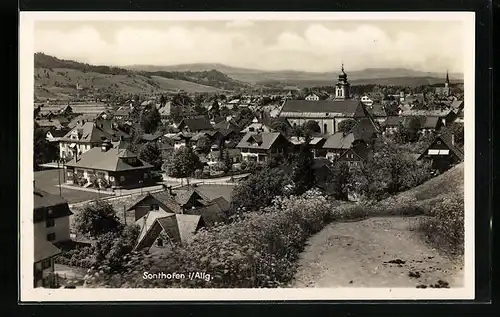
[279,65,367,135]
[435,71,451,97]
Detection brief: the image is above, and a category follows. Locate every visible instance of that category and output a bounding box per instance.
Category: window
[97,172,105,179]
[47,208,53,216]
[120,176,125,182]
[41,259,52,270]
[249,127,255,132]
[157,238,163,247]
[143,173,148,179]
[47,233,56,242]
[324,124,328,133]
[45,218,55,228]
[150,204,159,211]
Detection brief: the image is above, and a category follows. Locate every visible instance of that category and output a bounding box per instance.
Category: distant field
[151,76,221,93]
[34,67,222,99]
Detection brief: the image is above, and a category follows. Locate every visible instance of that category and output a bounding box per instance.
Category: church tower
[335,63,351,100]
[445,70,450,89]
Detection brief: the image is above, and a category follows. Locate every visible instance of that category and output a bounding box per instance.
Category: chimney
[101,139,112,152]
[451,134,455,146]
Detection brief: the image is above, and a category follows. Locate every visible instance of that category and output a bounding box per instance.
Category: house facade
[65,141,154,189]
[33,188,72,288]
[236,132,291,163]
[417,133,464,173]
[34,239,61,288]
[34,188,73,244]
[58,116,130,161]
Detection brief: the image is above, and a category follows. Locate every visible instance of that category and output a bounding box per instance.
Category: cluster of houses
[34,65,465,192]
[33,181,231,288]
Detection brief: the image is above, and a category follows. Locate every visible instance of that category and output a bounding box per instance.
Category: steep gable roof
[127,191,184,214]
[34,238,61,263]
[418,133,464,161]
[236,132,284,150]
[184,202,226,227]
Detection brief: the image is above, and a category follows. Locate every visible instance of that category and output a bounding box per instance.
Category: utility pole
[57,160,62,197]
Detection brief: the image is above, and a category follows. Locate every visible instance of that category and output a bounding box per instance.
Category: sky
[34,19,465,73]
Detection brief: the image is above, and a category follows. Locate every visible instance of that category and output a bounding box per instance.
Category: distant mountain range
[126,63,464,86]
[34,53,464,100]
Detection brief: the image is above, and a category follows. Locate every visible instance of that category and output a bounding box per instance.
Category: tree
[291,140,315,195]
[221,149,233,173]
[195,136,211,153]
[403,117,421,142]
[33,123,59,170]
[140,104,161,134]
[166,146,201,179]
[350,140,431,200]
[337,119,357,134]
[139,142,163,170]
[304,120,321,135]
[209,99,220,117]
[74,200,122,237]
[326,162,352,201]
[441,122,464,148]
[194,105,206,115]
[270,119,290,136]
[92,224,140,272]
[231,167,293,212]
[159,94,167,106]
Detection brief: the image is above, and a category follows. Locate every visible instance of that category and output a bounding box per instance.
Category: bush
[417,195,464,255]
[84,189,334,288]
[231,167,293,212]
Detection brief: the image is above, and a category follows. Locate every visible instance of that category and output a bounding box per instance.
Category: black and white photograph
[20,12,475,301]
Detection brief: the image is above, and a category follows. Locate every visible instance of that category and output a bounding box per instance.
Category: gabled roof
[141,132,163,142]
[418,116,441,129]
[179,117,213,132]
[134,212,203,250]
[33,187,69,210]
[351,117,379,141]
[127,191,184,214]
[418,133,464,161]
[323,132,355,150]
[366,104,387,117]
[382,116,404,127]
[213,119,240,136]
[338,143,371,162]
[35,119,63,129]
[236,132,285,150]
[184,201,226,227]
[67,114,98,129]
[34,238,61,263]
[173,187,211,207]
[65,147,153,172]
[280,99,362,117]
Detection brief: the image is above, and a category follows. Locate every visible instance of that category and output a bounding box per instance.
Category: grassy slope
[35,67,221,99]
[389,162,464,211]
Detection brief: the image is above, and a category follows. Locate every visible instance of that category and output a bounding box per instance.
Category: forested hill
[34,53,251,93]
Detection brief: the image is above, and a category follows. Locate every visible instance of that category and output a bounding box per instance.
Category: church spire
[446,70,450,84]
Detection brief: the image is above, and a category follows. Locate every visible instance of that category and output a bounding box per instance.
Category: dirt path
[291,216,463,288]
